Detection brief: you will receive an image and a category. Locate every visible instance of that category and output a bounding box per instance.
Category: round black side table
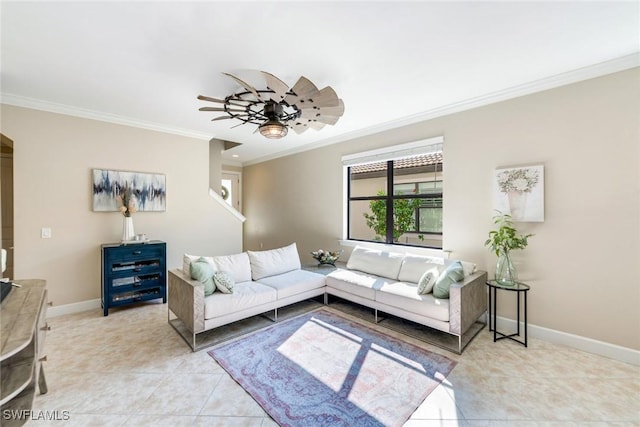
[486,279,530,347]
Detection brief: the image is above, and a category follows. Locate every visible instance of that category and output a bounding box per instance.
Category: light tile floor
[26,301,640,426]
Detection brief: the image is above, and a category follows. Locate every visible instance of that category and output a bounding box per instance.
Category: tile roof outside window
[350,152,443,174]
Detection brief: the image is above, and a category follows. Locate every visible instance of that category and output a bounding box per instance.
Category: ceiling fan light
[258,119,288,139]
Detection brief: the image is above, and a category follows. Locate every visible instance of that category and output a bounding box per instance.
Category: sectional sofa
[326,246,487,353]
[168,243,325,350]
[168,243,487,353]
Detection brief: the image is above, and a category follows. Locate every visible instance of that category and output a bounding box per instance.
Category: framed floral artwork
[493,165,544,222]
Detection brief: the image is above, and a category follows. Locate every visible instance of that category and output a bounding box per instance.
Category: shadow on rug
[208,308,457,427]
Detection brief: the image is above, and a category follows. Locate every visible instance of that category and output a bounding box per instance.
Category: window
[343,137,443,249]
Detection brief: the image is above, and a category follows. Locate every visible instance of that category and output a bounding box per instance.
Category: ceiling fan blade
[299,112,341,125]
[298,86,341,108]
[284,76,318,105]
[210,115,248,122]
[198,94,250,109]
[197,94,226,103]
[299,99,344,125]
[261,71,289,102]
[308,121,326,131]
[230,121,249,129]
[223,73,264,101]
[317,87,342,107]
[289,122,310,135]
[199,106,246,113]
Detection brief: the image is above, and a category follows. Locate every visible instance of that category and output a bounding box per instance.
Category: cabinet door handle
[47,301,53,306]
[132,251,142,255]
[39,355,48,362]
[41,323,51,331]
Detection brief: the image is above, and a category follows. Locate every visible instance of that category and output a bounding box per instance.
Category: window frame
[342,136,444,249]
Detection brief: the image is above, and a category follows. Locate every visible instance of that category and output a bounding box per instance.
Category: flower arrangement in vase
[496,167,540,221]
[116,186,137,242]
[311,249,343,267]
[484,212,533,286]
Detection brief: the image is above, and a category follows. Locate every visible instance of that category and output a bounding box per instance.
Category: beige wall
[243,68,640,350]
[1,105,243,307]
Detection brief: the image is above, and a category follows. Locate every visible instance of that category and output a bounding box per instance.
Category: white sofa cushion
[204,281,277,320]
[376,282,450,322]
[398,254,445,283]
[398,254,477,283]
[456,260,477,277]
[346,246,404,280]
[257,270,325,300]
[183,253,215,275]
[326,268,395,300]
[213,252,252,283]
[248,243,301,280]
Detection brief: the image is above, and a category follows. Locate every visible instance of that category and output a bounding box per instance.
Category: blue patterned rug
[208,308,457,427]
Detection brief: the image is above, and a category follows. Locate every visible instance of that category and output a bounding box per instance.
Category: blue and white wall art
[92,169,166,212]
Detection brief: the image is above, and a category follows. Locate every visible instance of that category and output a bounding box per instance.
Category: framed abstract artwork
[493,165,544,222]
[92,169,166,212]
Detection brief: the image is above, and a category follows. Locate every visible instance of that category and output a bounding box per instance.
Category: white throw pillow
[213,271,235,294]
[346,246,404,280]
[247,243,301,280]
[417,266,440,295]
[213,252,252,283]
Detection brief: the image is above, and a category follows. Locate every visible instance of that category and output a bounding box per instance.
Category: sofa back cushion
[346,246,404,280]
[213,252,252,283]
[248,243,301,280]
[398,254,476,283]
[183,254,215,276]
[398,255,446,283]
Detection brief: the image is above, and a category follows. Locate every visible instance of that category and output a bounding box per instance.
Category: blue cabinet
[101,241,166,316]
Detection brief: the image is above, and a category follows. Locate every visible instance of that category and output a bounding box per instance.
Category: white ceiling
[1,1,638,165]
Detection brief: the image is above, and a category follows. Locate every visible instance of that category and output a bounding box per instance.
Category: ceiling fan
[198,71,345,139]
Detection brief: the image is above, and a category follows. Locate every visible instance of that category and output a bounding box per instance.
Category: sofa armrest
[168,269,205,334]
[449,270,488,335]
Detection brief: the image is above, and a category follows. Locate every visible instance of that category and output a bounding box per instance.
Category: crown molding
[243,52,640,166]
[2,53,637,165]
[0,94,212,141]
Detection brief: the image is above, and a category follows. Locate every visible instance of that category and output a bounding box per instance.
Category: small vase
[507,190,527,221]
[122,216,135,242]
[317,261,336,267]
[496,252,517,286]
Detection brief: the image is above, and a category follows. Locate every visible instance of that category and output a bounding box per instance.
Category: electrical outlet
[41,228,52,239]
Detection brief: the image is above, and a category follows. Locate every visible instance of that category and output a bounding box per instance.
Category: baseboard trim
[47,298,101,318]
[494,315,640,366]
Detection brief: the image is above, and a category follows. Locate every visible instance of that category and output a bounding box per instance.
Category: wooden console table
[0,279,49,426]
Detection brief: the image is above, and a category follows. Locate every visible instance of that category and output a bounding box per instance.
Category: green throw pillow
[190,257,216,296]
[213,271,235,294]
[432,261,464,299]
[417,266,440,295]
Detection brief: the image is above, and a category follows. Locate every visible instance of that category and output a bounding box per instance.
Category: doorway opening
[222,171,242,213]
[1,134,14,279]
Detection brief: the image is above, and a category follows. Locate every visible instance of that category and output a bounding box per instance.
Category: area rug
[208,308,457,427]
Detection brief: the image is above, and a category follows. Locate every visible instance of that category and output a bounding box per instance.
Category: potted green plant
[484,212,533,286]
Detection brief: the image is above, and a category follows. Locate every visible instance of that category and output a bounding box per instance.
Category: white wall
[243,68,640,351]
[1,105,243,307]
